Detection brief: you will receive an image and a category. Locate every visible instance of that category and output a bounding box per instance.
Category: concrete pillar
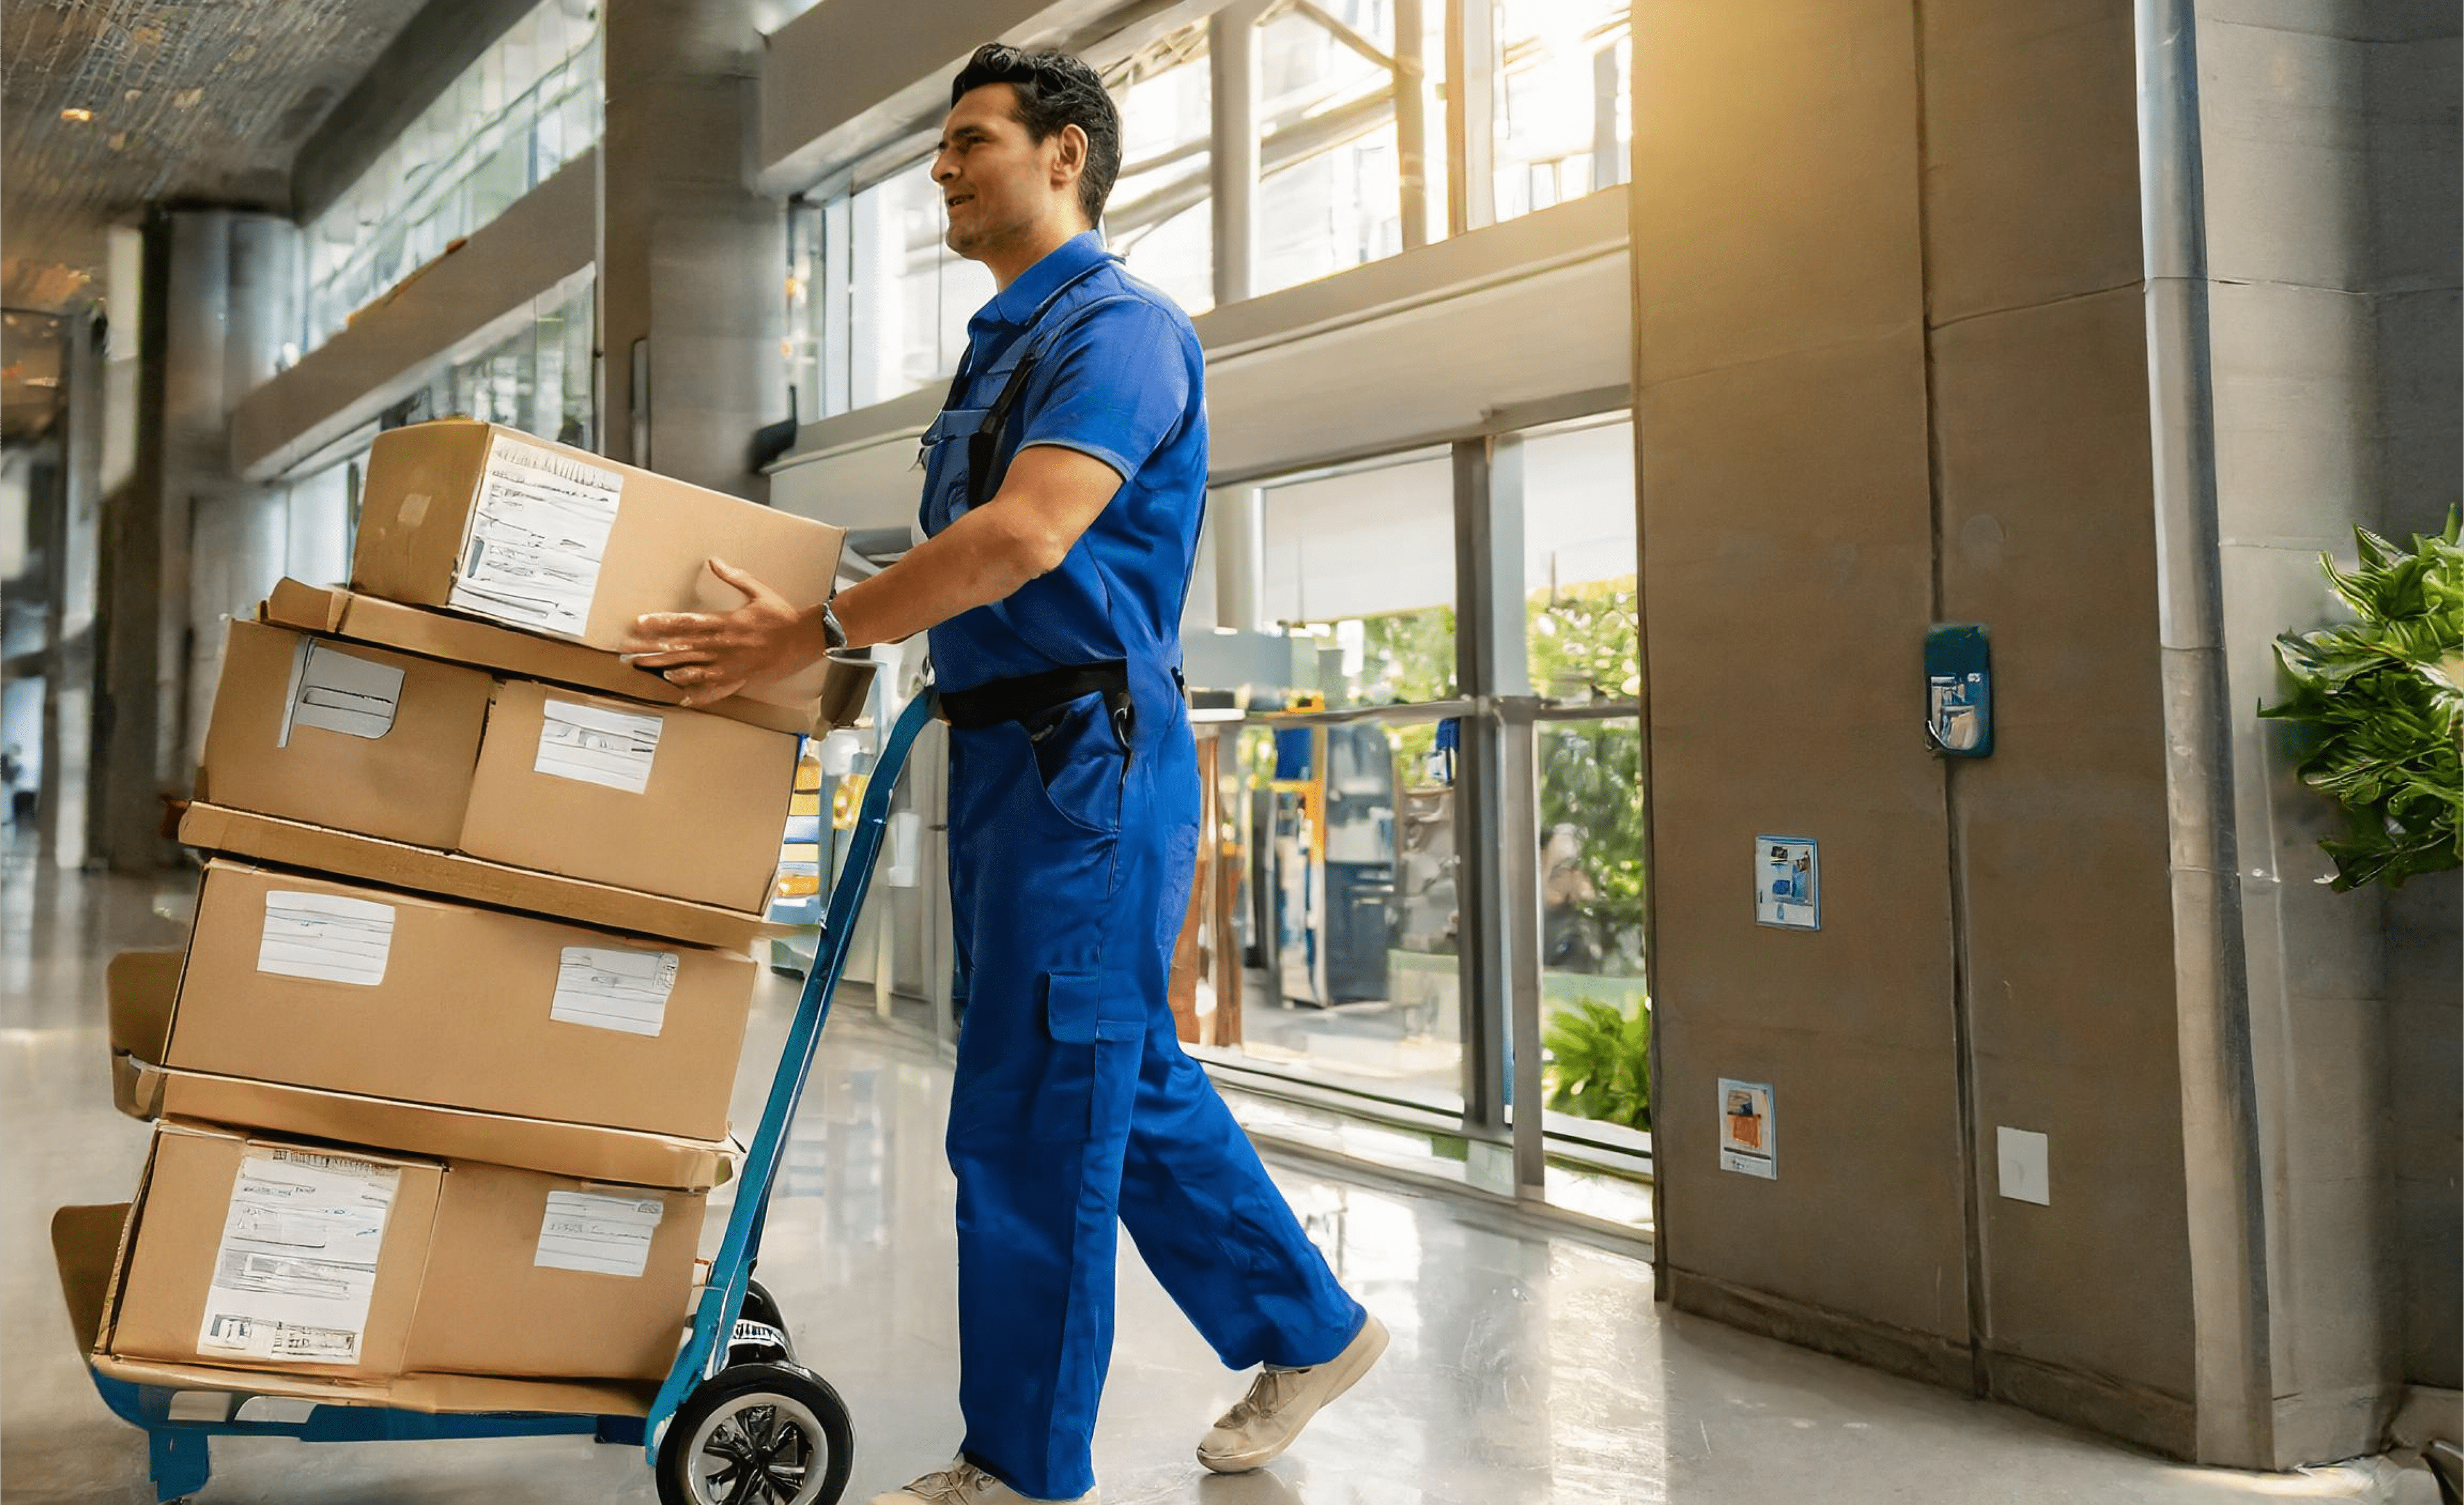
[597,0,784,498]
[92,207,257,870]
[38,311,103,869]
[155,210,228,804]
[182,215,299,776]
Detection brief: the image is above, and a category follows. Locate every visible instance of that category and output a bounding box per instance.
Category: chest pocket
[920,405,989,534]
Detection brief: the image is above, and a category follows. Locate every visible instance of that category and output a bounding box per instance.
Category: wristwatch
[820,596,849,652]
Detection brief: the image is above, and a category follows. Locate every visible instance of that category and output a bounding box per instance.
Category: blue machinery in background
[64,694,941,1505]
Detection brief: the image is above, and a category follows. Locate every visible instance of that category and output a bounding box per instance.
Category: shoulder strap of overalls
[964,261,1139,509]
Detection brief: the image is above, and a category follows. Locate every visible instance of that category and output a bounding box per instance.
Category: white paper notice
[549,945,680,1037]
[535,700,662,794]
[278,641,405,746]
[196,1150,398,1364]
[535,1191,664,1278]
[447,434,624,637]
[257,892,396,987]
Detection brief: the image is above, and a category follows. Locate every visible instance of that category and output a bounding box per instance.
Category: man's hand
[621,558,826,708]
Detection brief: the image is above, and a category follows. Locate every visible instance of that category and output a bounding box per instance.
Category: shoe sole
[1197,1314,1390,1474]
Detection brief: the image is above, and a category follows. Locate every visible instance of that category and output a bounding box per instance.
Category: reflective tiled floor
[0,863,2434,1504]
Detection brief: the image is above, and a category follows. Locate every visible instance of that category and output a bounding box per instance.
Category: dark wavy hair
[950,44,1122,227]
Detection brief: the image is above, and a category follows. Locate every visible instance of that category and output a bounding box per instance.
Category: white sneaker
[867,1458,1095,1505]
[1197,1314,1390,1474]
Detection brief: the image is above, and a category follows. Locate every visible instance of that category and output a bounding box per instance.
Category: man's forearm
[829,504,1052,649]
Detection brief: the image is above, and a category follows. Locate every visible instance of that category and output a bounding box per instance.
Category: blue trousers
[943,685,1364,1501]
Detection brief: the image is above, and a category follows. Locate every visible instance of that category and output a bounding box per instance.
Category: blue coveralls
[918,232,1365,1501]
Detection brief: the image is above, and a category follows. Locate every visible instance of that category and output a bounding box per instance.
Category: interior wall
[1920,0,2198,1453]
[1630,0,1972,1387]
[1633,0,2212,1459]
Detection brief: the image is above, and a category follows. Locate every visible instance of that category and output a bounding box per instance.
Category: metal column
[1209,0,1269,307]
[2136,0,2272,1468]
[1443,0,1498,233]
[1452,434,1539,1192]
[1394,0,1433,249]
[1213,486,1267,632]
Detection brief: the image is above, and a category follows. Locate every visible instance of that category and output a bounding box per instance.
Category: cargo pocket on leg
[1037,972,1144,1144]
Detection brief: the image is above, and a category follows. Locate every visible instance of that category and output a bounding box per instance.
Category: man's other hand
[621,558,823,707]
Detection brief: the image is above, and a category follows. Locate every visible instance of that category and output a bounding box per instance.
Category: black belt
[939,662,1131,732]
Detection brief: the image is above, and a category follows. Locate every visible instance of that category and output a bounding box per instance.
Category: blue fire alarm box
[1925,624,1993,757]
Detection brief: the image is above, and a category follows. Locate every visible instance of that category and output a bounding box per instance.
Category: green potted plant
[2260,508,2461,891]
[1543,995,1652,1130]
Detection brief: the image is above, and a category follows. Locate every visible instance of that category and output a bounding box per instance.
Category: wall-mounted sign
[1754,835,1820,931]
[1718,1079,1777,1179]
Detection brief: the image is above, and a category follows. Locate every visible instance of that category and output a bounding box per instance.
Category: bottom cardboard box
[95,1121,706,1388]
[55,1205,656,1416]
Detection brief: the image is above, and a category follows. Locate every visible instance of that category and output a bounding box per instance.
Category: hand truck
[67,692,939,1505]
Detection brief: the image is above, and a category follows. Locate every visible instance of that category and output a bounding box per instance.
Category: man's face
[934,83,1077,260]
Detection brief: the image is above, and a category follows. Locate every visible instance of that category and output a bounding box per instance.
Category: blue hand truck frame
[74,692,939,1505]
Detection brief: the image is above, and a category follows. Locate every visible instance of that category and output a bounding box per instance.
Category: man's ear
[1052,123,1089,189]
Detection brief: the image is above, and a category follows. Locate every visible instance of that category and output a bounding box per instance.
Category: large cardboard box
[198,618,800,914]
[55,1203,658,1416]
[177,803,777,952]
[458,680,796,913]
[350,420,844,674]
[95,1121,704,1385]
[108,951,737,1191]
[262,578,878,739]
[165,861,756,1141]
[200,618,495,850]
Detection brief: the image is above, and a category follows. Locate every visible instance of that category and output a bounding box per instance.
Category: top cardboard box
[350,420,846,684]
[266,580,880,739]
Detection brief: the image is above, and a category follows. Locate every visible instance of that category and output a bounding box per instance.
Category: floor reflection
[0,868,2433,1505]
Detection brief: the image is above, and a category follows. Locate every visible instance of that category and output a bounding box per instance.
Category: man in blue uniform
[626,44,1385,1505]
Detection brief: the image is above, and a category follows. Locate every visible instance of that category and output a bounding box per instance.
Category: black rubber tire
[655,1361,854,1505]
[731,1277,794,1364]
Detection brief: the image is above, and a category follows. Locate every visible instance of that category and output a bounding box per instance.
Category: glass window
[301,0,603,353]
[1492,0,1632,223]
[1200,707,1466,1115]
[1190,447,1466,1114]
[843,157,994,411]
[1253,0,1449,295]
[1518,416,1649,1161]
[1521,417,1638,702]
[1260,450,1457,707]
[1110,47,1214,313]
[436,268,595,445]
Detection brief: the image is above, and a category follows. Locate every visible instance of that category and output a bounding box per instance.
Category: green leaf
[2263,510,2464,892]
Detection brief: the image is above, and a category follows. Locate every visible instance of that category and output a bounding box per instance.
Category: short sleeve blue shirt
[918,231,1207,695]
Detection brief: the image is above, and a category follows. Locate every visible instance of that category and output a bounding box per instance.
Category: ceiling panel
[1,0,422,314]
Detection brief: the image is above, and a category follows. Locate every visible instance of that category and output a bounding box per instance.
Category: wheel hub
[690,1395,823,1504]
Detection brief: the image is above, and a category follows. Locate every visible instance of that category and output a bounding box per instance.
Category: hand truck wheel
[731,1277,795,1364]
[656,1360,853,1505]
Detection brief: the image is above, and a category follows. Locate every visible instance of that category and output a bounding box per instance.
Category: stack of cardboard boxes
[56,420,866,1415]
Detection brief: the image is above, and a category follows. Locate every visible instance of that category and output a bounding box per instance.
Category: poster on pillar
[1753,835,1820,931]
[1718,1079,1777,1180]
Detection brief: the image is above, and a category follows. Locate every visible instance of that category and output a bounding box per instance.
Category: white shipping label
[196,1150,398,1365]
[278,641,406,746]
[257,893,395,987]
[447,434,624,637]
[535,1191,664,1278]
[549,945,680,1037]
[535,700,662,794]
